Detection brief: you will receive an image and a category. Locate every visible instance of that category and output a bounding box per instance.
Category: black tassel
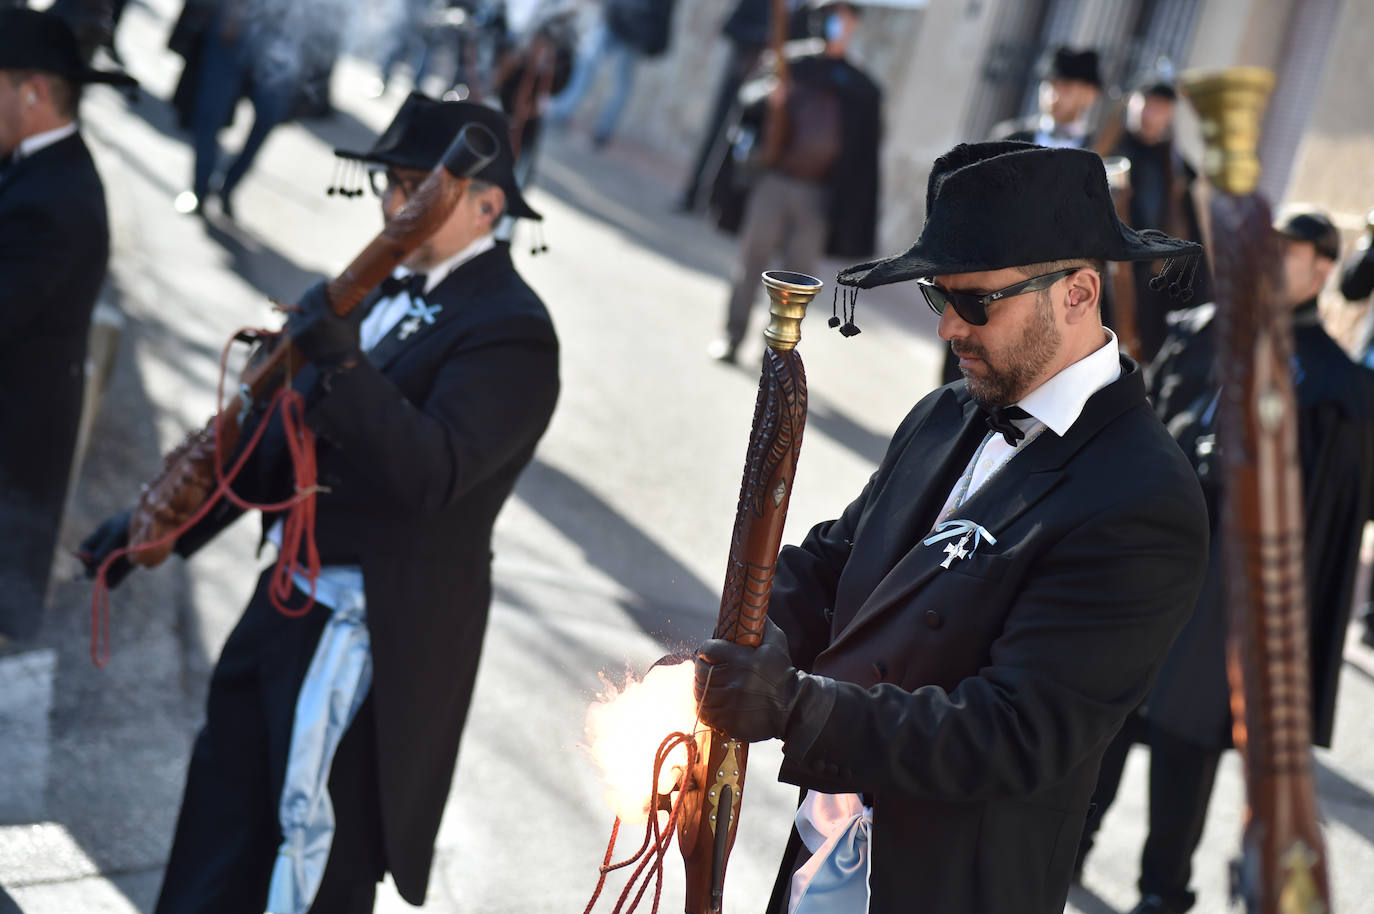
[350,161,367,198]
[1148,253,1201,301]
[839,287,861,337]
[326,158,340,196]
[530,223,549,255]
[828,286,841,328]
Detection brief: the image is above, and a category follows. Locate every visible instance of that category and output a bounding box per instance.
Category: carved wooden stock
[127,124,499,565]
[1184,68,1331,914]
[678,271,819,914]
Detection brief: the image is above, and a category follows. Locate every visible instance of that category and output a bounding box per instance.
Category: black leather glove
[76,509,135,589]
[694,618,828,743]
[285,280,361,369]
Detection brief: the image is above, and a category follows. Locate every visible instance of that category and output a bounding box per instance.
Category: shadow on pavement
[512,458,720,649]
[23,288,208,911]
[1315,757,1374,844]
[1067,882,1124,914]
[201,217,324,304]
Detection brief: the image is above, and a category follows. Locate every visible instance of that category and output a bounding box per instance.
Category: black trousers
[1081,717,1220,913]
[155,571,386,914]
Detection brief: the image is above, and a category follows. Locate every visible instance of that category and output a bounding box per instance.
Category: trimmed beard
[954,291,1061,408]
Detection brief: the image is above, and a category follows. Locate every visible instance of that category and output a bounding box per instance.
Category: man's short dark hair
[6,68,80,119]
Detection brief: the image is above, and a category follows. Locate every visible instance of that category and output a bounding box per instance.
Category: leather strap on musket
[1182,67,1331,914]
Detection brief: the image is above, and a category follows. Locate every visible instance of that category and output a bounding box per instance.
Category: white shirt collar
[406,233,496,295]
[15,122,78,162]
[1014,327,1121,437]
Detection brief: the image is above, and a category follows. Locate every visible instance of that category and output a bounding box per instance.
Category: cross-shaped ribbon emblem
[922,519,997,570]
[397,300,442,340]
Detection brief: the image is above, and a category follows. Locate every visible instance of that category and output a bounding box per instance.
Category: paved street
[2,1,1373,912]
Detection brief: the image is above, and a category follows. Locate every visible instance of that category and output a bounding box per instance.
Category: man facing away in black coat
[694,142,1209,914]
[80,95,559,912]
[1080,209,1374,914]
[0,8,133,643]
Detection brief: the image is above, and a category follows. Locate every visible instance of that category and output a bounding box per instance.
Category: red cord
[582,731,700,914]
[90,326,323,667]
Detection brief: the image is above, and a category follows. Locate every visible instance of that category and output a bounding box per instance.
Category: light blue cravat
[265,574,372,914]
[788,792,873,914]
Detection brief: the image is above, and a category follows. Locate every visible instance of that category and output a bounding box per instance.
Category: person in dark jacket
[992,46,1101,149]
[80,95,559,912]
[707,0,881,363]
[673,0,770,212]
[0,8,133,642]
[694,141,1208,914]
[1106,81,1210,363]
[546,0,677,147]
[1081,209,1374,914]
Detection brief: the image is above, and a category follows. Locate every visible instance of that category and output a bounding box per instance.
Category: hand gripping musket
[678,271,821,914]
[1181,68,1332,914]
[125,123,501,564]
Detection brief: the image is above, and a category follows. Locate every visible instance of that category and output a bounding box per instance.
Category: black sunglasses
[917,268,1080,326]
[368,168,424,199]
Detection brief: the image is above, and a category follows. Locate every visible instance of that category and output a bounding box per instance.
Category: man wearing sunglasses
[693,141,1209,914]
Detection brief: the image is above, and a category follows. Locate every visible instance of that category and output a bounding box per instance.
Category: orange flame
[585,660,699,825]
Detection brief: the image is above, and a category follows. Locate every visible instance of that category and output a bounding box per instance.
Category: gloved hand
[694,617,823,743]
[76,509,135,589]
[285,280,360,369]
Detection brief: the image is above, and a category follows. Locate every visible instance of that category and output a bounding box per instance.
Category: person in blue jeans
[547,0,676,147]
[181,0,305,217]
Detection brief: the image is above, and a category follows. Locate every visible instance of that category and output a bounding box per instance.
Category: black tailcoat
[1145,302,1374,749]
[174,244,559,902]
[0,132,110,639]
[762,360,1208,914]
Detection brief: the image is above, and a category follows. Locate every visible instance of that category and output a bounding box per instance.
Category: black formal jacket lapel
[829,358,1148,653]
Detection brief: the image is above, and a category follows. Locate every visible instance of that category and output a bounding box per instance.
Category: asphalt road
[2,0,1372,911]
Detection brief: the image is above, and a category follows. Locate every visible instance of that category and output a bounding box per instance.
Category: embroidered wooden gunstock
[125,123,500,565]
[1182,67,1332,914]
[678,270,820,914]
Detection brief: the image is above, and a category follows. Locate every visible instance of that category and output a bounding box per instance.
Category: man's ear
[1063,268,1101,324]
[480,186,506,229]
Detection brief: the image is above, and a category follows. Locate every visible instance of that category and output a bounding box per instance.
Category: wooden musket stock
[678,271,820,914]
[1182,68,1332,914]
[126,123,501,564]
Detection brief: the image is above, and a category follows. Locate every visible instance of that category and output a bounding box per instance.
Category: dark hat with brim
[1275,209,1340,261]
[1048,46,1101,88]
[335,93,540,221]
[0,9,137,88]
[838,142,1201,289]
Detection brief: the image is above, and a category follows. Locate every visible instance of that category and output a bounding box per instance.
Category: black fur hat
[1047,46,1101,88]
[838,142,1201,289]
[334,93,540,221]
[0,8,136,88]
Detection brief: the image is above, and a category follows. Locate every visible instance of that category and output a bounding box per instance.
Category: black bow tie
[379,272,427,299]
[985,405,1030,447]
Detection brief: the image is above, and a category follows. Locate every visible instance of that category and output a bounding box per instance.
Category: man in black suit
[0,8,134,643]
[693,142,1209,914]
[992,46,1102,149]
[1084,209,1374,914]
[80,95,559,912]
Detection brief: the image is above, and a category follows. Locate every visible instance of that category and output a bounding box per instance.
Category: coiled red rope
[582,730,700,914]
[90,323,323,667]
